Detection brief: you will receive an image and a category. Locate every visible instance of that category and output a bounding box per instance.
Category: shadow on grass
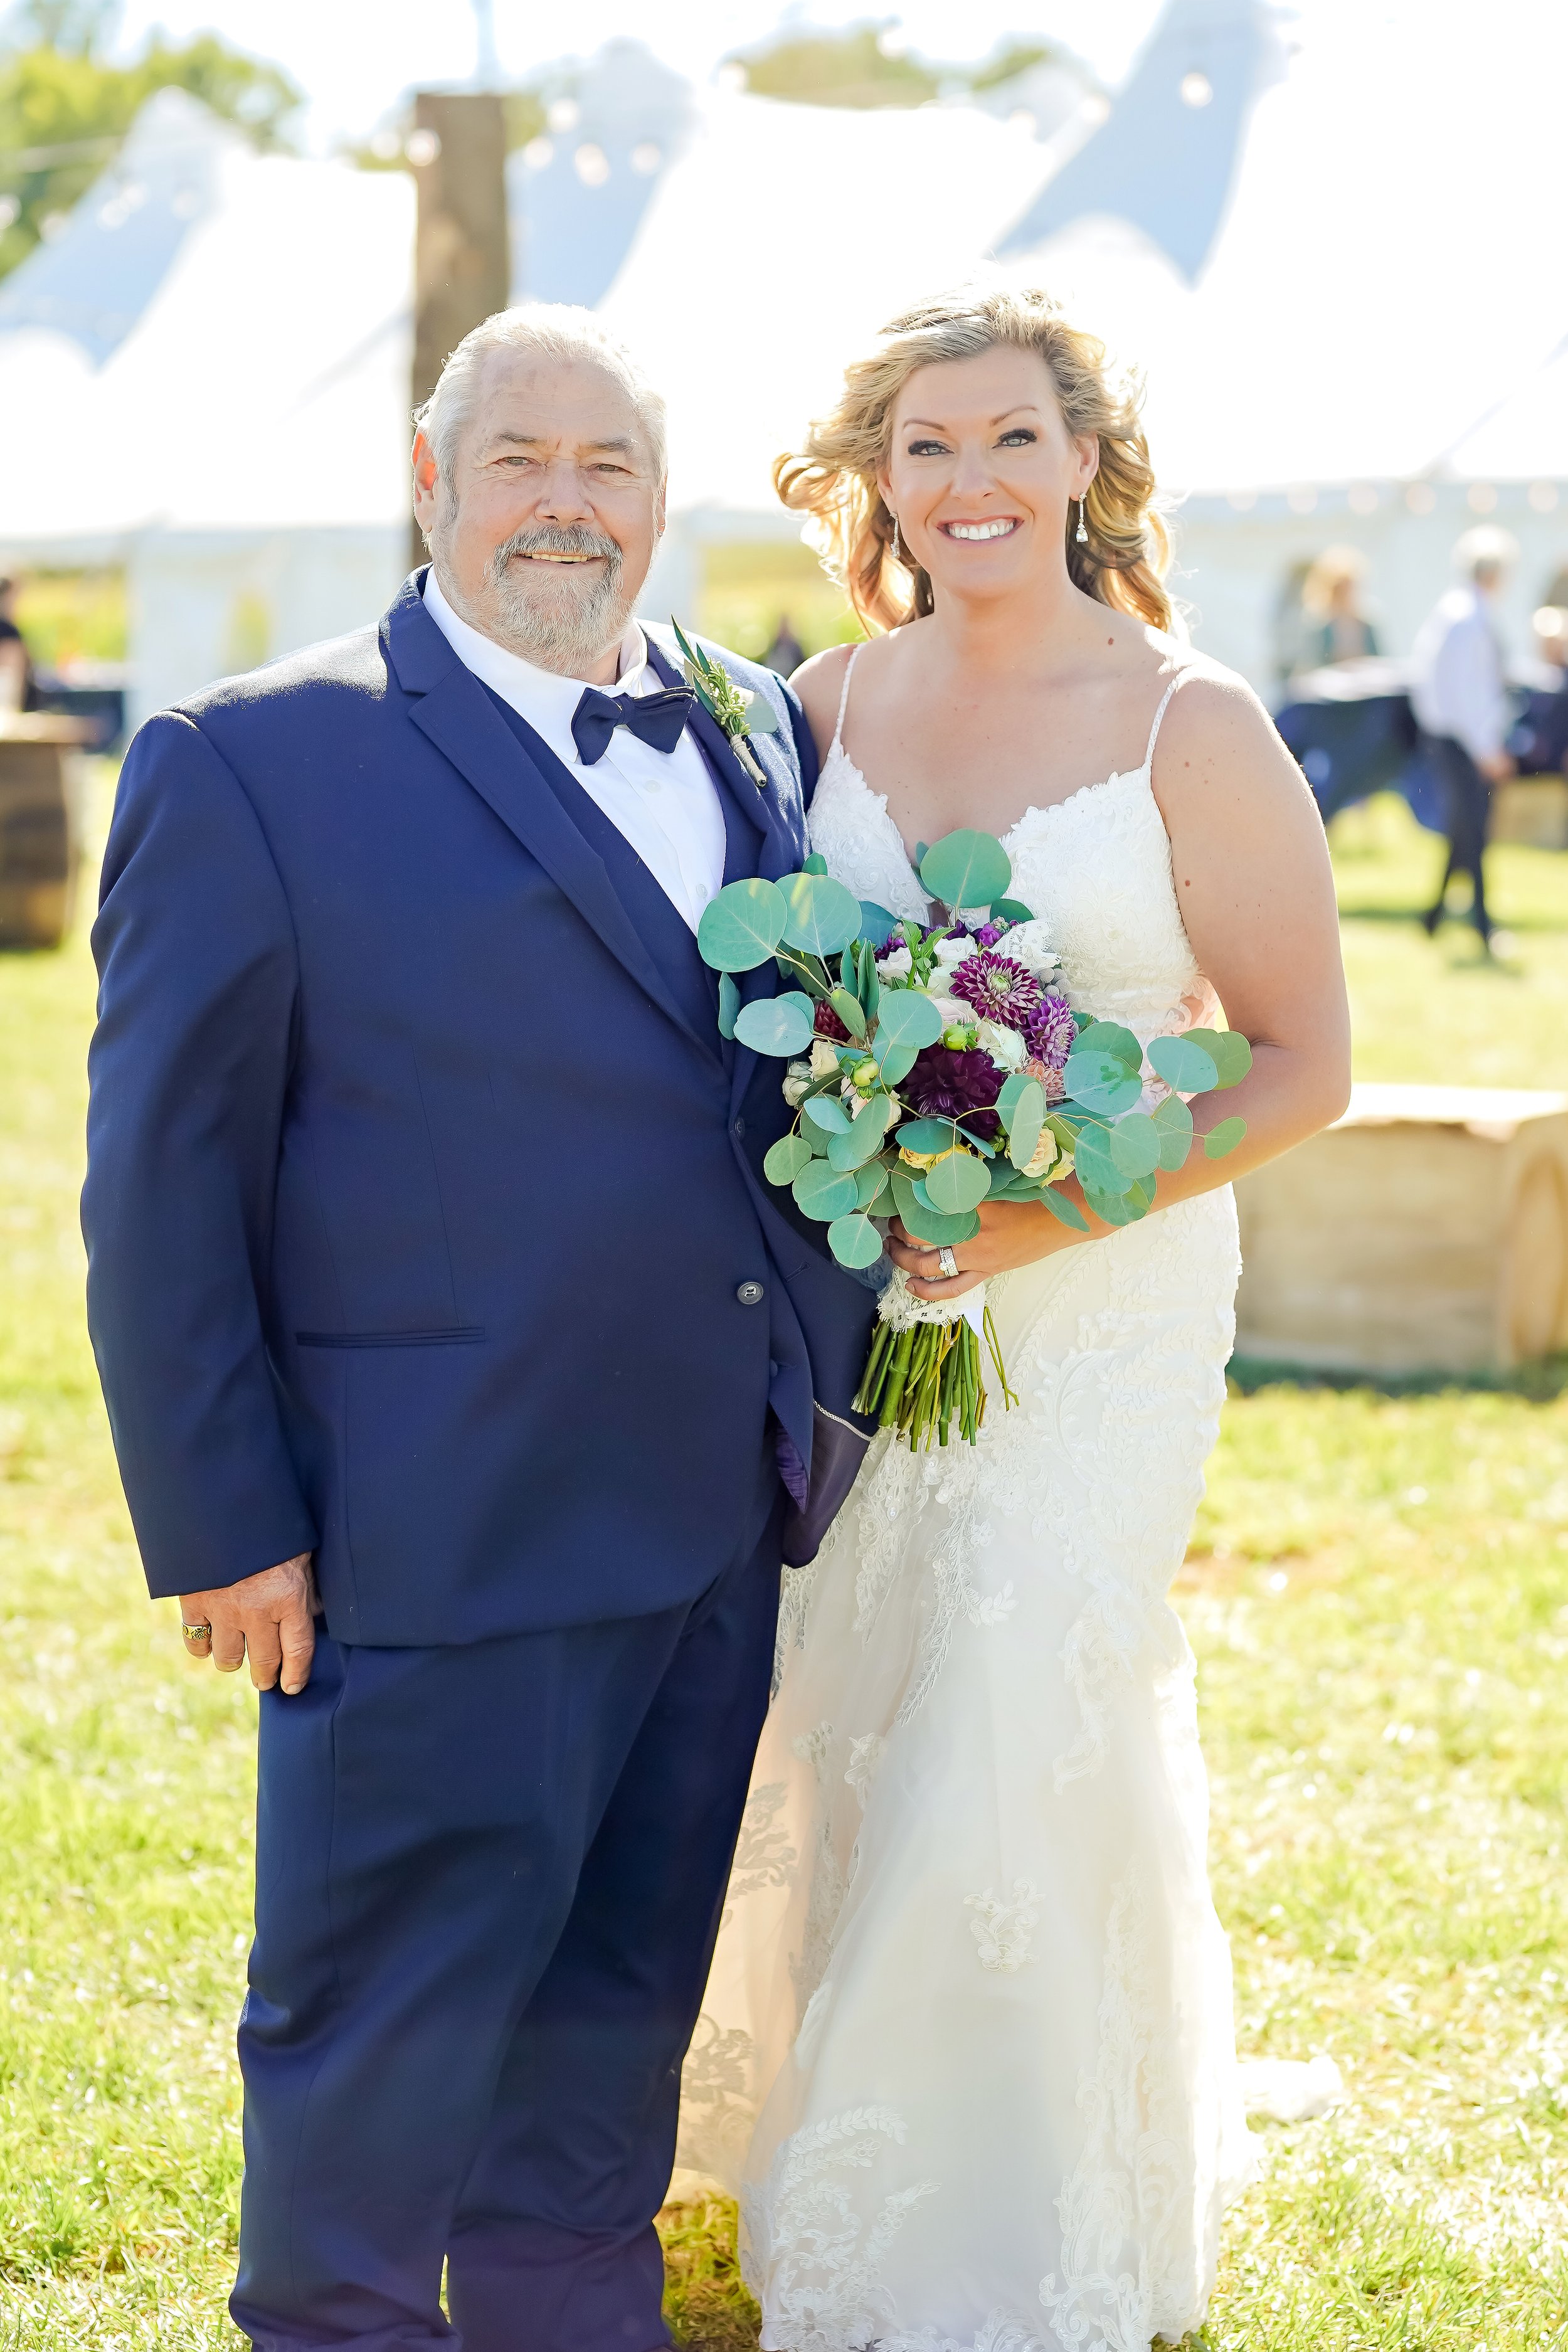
[1229,1351,1568,1403]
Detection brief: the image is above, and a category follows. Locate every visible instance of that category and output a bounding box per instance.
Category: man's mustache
[490,526,623,583]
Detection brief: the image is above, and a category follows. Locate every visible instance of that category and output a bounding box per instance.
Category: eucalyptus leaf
[717,972,740,1041]
[733,992,815,1057]
[1151,1091,1195,1170]
[1187,1028,1253,1089]
[1147,1034,1220,1096]
[919,829,1012,914]
[876,1041,919,1087]
[987,1158,1032,1199]
[857,901,898,951]
[1204,1116,1248,1160]
[1108,1111,1160,1182]
[803,852,829,876]
[829,987,867,1039]
[896,1116,958,1156]
[1039,1184,1090,1231]
[780,872,862,960]
[763,1133,813,1184]
[856,1161,893,1211]
[1073,1123,1133,1197]
[802,1091,852,1135]
[913,841,930,866]
[876,992,944,1049]
[955,1123,995,1156]
[889,1167,982,1246]
[996,1071,1033,1124]
[925,1149,990,1215]
[774,948,830,1000]
[1005,1077,1046,1172]
[696,876,788,972]
[992,897,1036,924]
[1082,1184,1140,1228]
[829,1099,895,1169]
[827,1211,886,1269]
[1062,1049,1144,1117]
[792,1160,860,1222]
[1074,1020,1143,1073]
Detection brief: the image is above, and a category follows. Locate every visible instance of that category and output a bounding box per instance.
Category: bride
[677,285,1350,2351]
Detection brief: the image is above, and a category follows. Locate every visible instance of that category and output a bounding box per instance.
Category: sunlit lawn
[1,785,1565,2347]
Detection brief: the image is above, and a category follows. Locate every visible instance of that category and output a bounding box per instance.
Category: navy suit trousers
[231,1482,782,2352]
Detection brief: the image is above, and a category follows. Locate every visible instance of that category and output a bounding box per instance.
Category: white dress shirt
[422,568,728,933]
[1410,585,1508,764]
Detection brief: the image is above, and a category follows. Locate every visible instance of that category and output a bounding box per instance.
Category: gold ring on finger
[182,1621,213,1645]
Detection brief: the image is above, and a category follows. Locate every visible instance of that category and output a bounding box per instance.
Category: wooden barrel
[0,713,92,950]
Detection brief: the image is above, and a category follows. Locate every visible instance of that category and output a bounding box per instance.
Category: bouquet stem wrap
[853,1269,1018,1451]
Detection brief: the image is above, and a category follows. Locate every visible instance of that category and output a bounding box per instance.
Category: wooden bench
[1234,1083,1568,1374]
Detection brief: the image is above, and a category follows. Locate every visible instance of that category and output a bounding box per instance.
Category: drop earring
[890,514,903,564]
[1076,495,1089,546]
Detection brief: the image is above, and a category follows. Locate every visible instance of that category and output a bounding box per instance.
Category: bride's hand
[889,1196,1092,1302]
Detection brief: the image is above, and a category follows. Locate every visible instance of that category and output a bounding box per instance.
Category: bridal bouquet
[698,829,1251,1451]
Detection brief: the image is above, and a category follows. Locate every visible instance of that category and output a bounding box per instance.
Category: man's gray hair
[415,304,668,485]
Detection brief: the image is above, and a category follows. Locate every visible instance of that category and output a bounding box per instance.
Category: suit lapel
[384,581,718,1064]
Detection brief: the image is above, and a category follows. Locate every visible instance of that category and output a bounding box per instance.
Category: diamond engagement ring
[935,1247,960,1279]
[181,1622,213,1645]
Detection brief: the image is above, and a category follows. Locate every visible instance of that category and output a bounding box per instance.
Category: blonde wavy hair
[775,284,1173,635]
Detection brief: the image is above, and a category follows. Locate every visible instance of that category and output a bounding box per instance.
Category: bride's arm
[897,669,1352,1299]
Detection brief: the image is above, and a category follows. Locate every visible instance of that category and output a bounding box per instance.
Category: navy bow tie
[571,684,694,767]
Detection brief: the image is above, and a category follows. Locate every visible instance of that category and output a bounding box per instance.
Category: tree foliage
[0,8,302,281]
[728,23,1071,111]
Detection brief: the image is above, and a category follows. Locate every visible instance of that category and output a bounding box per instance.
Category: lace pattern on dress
[743,2105,938,2352]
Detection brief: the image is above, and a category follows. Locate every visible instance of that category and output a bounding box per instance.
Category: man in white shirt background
[1410,526,1518,950]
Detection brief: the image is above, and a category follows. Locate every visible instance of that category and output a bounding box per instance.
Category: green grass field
[1,790,1565,2348]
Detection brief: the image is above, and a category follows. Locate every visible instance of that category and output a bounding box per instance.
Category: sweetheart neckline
[818,742,1154,881]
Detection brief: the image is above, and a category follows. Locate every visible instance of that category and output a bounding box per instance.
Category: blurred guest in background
[1509,605,1568,776]
[0,575,36,714]
[762,610,805,676]
[1411,527,1517,948]
[1300,544,1380,667]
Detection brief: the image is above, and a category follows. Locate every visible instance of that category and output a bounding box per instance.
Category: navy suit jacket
[82,575,874,1643]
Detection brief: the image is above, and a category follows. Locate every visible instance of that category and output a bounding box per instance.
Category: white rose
[782,1061,812,1108]
[1001,919,1061,977]
[876,943,913,980]
[932,935,972,968]
[925,993,968,1030]
[978,1019,1026,1071]
[809,1037,840,1081]
[1024,1126,1060,1178]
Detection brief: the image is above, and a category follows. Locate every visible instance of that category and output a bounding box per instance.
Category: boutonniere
[671,618,778,790]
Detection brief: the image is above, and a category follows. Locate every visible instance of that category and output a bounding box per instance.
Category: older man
[1411,526,1518,948]
[82,306,873,2351]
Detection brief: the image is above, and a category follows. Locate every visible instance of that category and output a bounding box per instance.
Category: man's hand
[179,1555,318,1694]
[1479,750,1515,785]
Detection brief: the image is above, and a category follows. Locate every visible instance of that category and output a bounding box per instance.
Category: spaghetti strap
[1143,672,1184,770]
[830,644,862,755]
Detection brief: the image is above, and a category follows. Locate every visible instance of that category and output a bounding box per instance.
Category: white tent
[2,2,1566,714]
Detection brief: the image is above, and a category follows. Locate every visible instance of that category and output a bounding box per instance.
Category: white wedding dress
[677,654,1257,2352]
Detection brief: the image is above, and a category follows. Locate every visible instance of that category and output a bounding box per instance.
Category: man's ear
[411,430,440,527]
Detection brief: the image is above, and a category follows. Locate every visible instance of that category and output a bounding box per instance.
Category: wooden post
[410,90,511,568]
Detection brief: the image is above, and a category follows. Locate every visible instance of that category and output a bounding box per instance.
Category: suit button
[736,1280,765,1306]
[733,1116,746,1139]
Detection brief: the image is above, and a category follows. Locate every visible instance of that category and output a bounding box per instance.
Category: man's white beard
[439,519,639,677]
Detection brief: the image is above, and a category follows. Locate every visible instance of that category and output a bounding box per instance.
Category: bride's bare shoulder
[1151,647,1313,820]
[790,643,857,756]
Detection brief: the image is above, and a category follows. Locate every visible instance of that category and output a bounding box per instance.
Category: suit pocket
[296,1327,487,1349]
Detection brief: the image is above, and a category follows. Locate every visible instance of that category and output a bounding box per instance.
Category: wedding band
[181,1622,212,1644]
[935,1247,960,1279]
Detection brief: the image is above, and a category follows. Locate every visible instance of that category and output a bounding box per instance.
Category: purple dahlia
[948,951,1044,1034]
[903,1043,1004,1138]
[1024,990,1076,1069]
